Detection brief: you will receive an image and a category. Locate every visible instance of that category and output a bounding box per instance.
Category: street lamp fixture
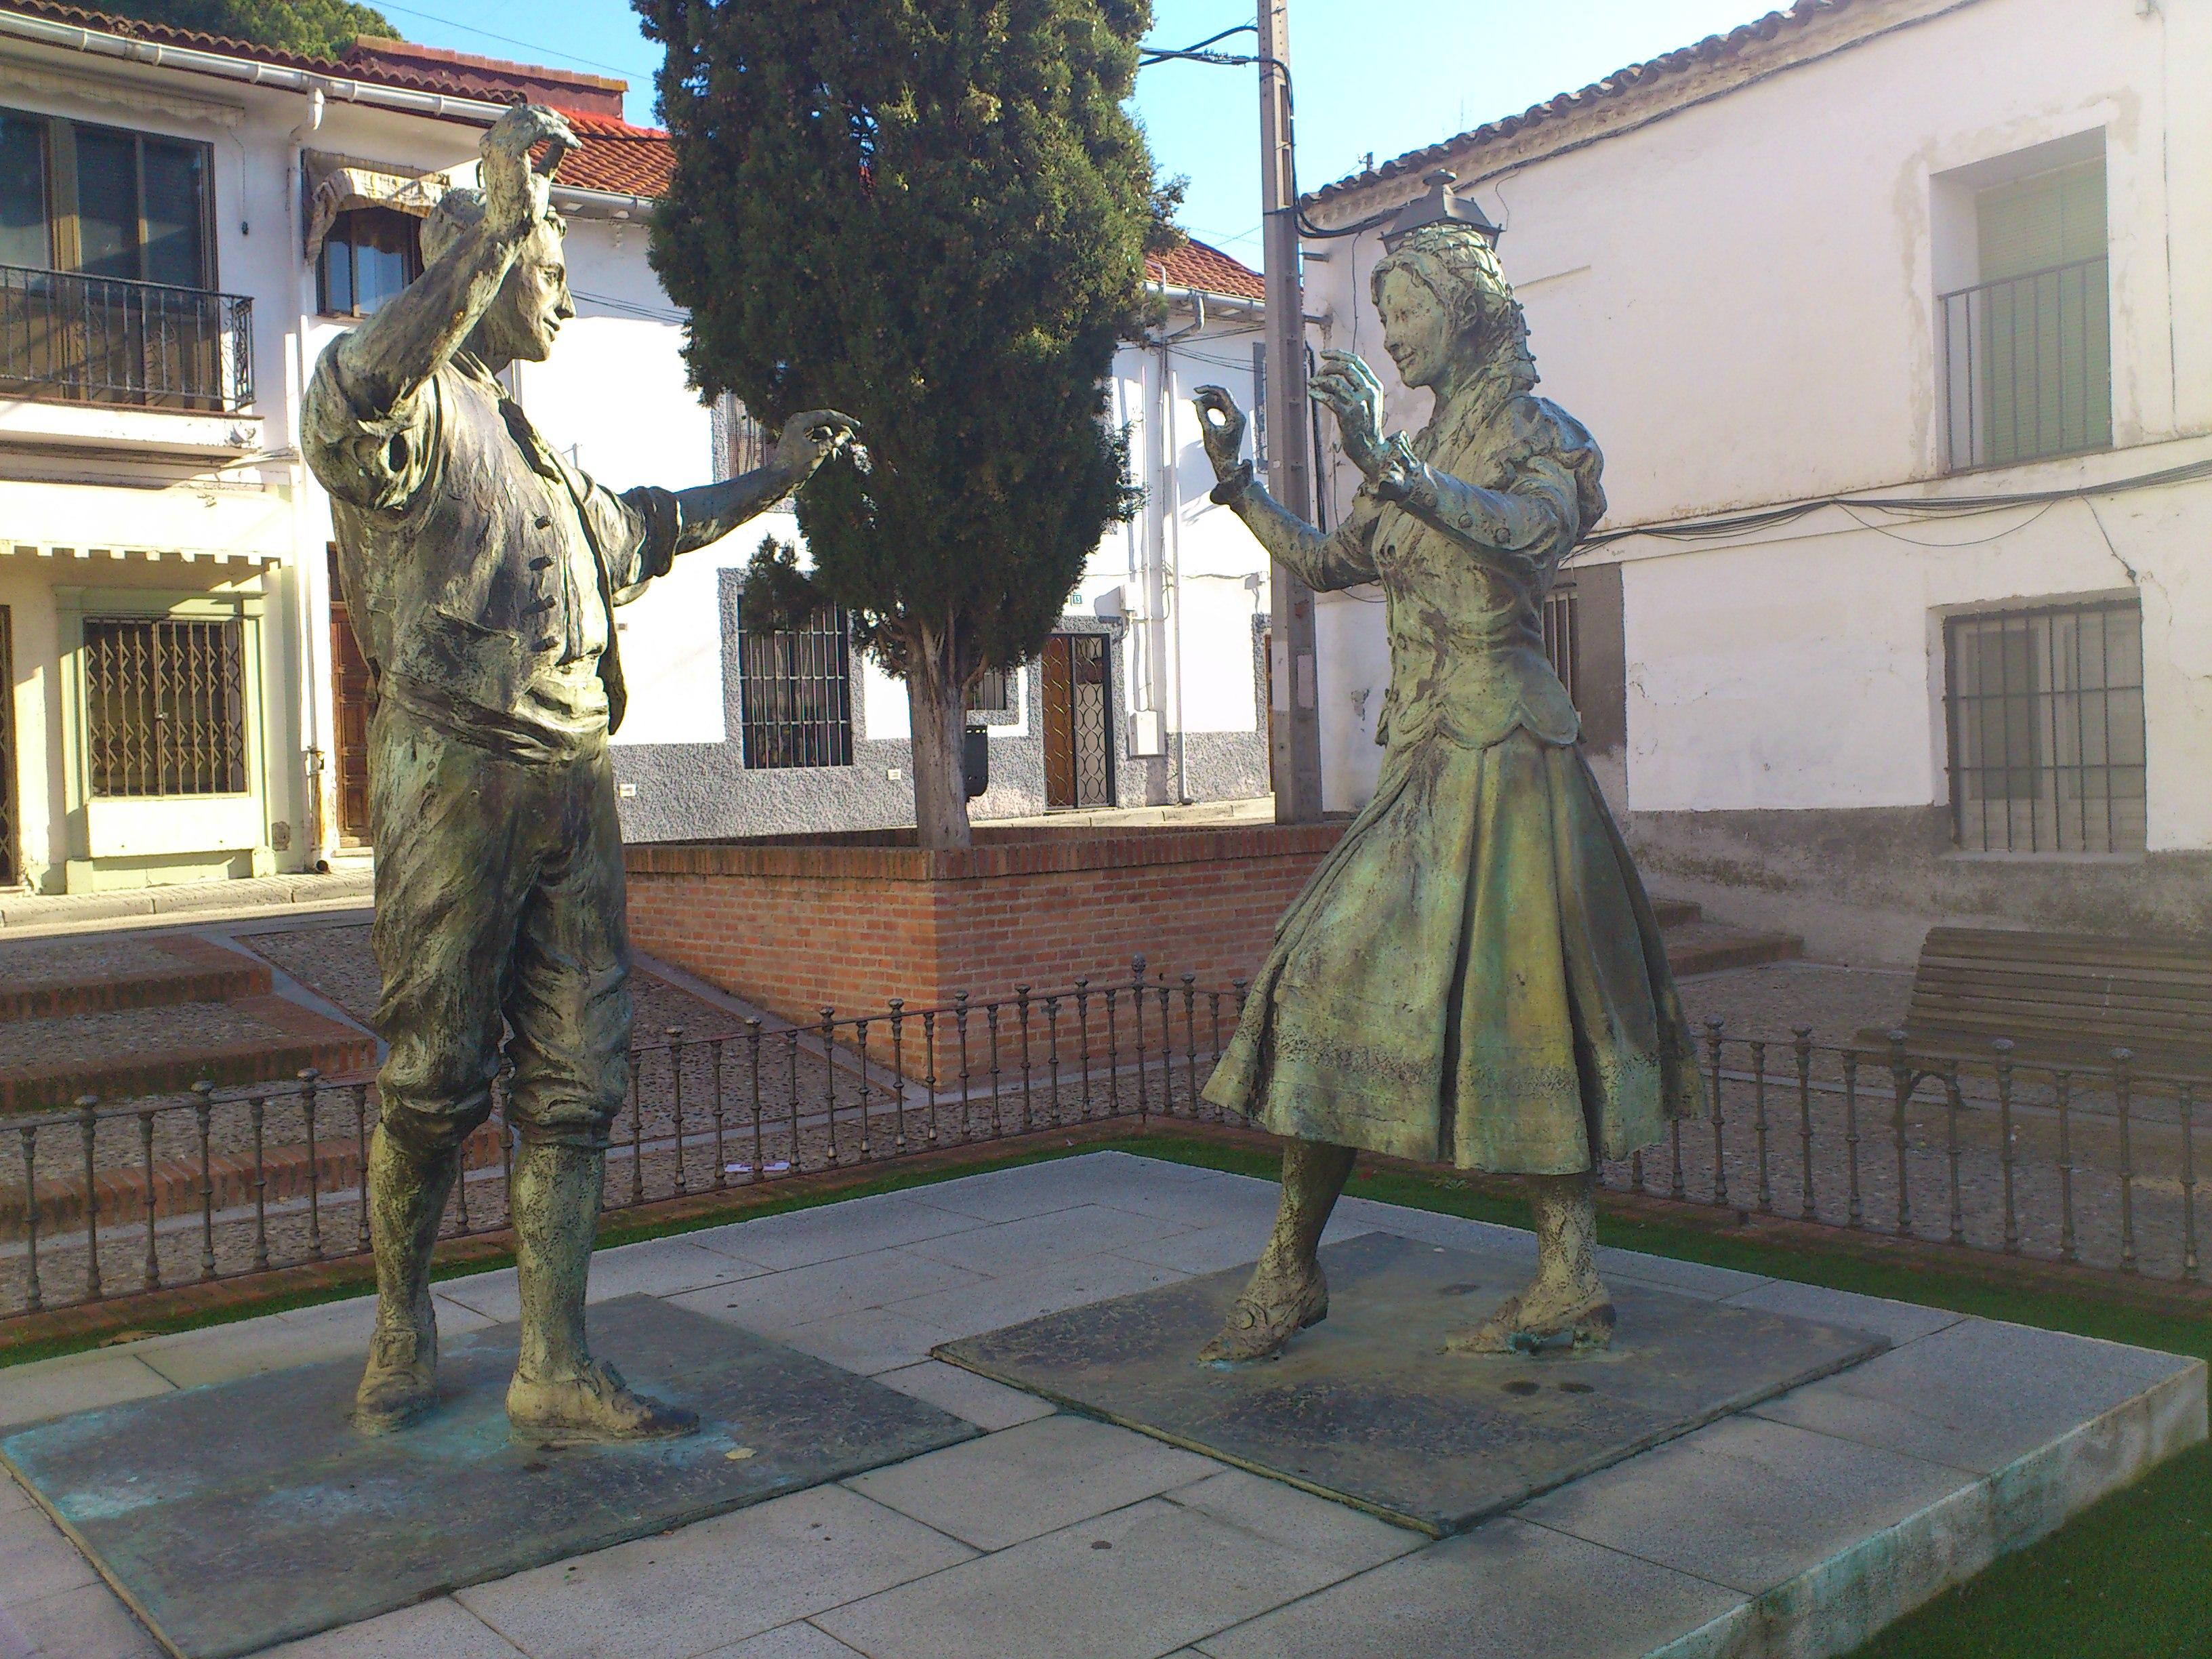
[1382,169,1502,251]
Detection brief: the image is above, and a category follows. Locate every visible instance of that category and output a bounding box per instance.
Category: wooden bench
[1864,926,2212,1081]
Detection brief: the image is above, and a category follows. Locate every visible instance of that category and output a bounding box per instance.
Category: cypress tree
[636,0,1164,848]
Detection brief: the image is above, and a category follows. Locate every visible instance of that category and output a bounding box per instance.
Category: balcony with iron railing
[0,264,253,415]
[1939,255,2111,474]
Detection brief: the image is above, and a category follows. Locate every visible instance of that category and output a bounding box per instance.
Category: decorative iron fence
[0,964,2197,1322]
[1939,255,2110,472]
[0,264,253,413]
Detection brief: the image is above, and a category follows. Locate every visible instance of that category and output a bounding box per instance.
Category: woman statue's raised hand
[1307,348,1393,479]
[1191,384,1248,481]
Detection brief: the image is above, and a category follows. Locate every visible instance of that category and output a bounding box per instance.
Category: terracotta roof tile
[552,113,675,199]
[1147,239,1265,302]
[0,0,626,117]
[1309,0,1862,205]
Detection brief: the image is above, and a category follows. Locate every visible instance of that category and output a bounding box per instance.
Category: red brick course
[626,823,1345,1076]
[0,934,269,1022]
[0,995,377,1115]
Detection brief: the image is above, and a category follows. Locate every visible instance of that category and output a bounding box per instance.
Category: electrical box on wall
[1128,709,1166,757]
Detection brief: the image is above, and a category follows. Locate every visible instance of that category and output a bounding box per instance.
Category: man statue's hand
[773,409,862,487]
[482,105,581,242]
[1192,386,1248,480]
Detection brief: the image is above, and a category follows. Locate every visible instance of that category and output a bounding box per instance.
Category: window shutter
[1973,163,2109,464]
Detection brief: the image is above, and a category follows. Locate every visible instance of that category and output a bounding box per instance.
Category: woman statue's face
[1376,268,1455,390]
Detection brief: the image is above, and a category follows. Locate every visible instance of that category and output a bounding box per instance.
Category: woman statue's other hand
[1192,386,1248,481]
[1309,350,1393,480]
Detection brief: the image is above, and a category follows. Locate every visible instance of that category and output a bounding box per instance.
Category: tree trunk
[907,626,972,851]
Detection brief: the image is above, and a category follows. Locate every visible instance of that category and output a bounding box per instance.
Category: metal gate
[0,605,14,885]
[1040,632,1112,810]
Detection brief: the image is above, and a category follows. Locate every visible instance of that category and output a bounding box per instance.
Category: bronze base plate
[936,1231,1885,1536]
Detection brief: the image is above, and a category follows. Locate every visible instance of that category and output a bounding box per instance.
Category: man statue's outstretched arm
[665,408,863,556]
[330,104,578,419]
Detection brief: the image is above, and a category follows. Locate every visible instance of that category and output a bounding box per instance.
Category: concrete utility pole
[1257,0,1324,824]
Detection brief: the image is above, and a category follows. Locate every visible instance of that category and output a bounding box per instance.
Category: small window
[319,207,422,317]
[82,617,249,798]
[1542,584,1580,711]
[1946,599,2144,854]
[966,666,1013,714]
[737,602,854,769]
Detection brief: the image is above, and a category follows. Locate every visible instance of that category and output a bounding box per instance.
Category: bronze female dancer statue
[1192,220,1700,1362]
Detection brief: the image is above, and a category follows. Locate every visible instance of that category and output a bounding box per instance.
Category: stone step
[0,935,270,1023]
[0,997,377,1115]
[1663,917,1805,977]
[1650,897,1702,928]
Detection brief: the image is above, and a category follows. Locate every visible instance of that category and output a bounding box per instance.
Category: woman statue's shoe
[1197,1268,1330,1364]
[1443,1288,1616,1356]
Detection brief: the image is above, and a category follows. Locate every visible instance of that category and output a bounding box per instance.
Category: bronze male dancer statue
[305,104,855,1441]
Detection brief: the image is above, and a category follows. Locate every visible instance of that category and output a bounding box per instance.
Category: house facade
[1300,0,2211,964]
[0,1,1269,896]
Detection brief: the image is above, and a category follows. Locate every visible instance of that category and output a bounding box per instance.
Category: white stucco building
[0,2,1271,895]
[1300,0,2211,963]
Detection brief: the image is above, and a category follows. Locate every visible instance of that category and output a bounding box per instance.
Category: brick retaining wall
[626,823,1345,1073]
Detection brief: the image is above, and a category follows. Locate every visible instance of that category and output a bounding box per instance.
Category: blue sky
[381,0,1784,266]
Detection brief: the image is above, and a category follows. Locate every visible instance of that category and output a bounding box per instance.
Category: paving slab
[844,1414,1221,1549]
[1515,1411,1969,1594]
[131,1298,496,1391]
[0,1579,163,1658]
[432,1236,768,1322]
[813,1492,1379,1659]
[698,1625,868,1658]
[1194,1516,1744,1659]
[0,1504,100,1604]
[674,1248,989,1335]
[890,1252,1187,1342]
[903,1204,1186,1277]
[1719,1277,1967,1347]
[874,1360,1059,1431]
[260,1597,526,1658]
[0,1350,173,1431]
[688,1194,987,1273]
[772,1307,960,1377]
[938,1232,1884,1536]
[0,1297,977,1658]
[1751,1315,2205,1475]
[457,1483,973,1659]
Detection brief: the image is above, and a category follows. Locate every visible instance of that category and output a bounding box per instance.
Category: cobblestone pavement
[1673,959,1914,1047]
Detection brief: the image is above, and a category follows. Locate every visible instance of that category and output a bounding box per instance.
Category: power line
[374,2,644,82]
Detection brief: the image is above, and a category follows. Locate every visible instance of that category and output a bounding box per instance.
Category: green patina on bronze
[300,104,859,1440]
[1190,224,1702,1361]
[939,1233,1885,1536]
[0,1297,977,1659]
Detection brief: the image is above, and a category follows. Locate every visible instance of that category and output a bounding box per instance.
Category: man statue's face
[478,221,574,365]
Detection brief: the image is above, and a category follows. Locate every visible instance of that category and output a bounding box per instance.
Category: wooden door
[327,550,373,845]
[1040,632,1112,811]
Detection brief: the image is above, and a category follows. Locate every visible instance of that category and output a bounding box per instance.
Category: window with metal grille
[737,603,853,769]
[1542,586,1581,711]
[712,392,771,479]
[1945,599,2144,854]
[966,665,1013,714]
[82,618,248,797]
